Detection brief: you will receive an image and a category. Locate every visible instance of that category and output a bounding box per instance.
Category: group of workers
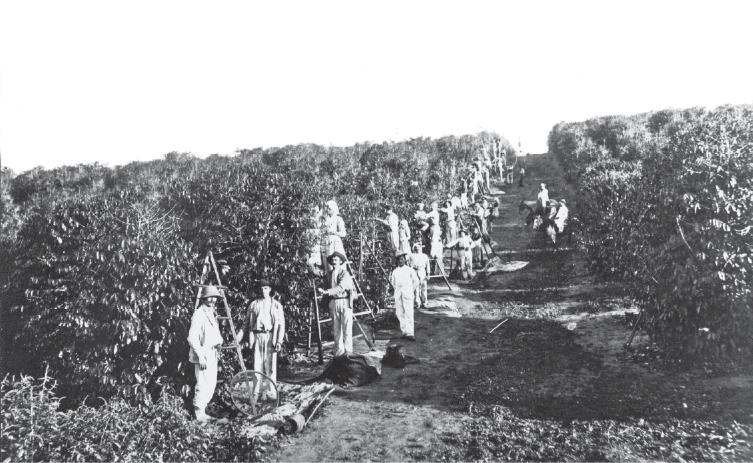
[187,149,562,423]
[188,280,285,422]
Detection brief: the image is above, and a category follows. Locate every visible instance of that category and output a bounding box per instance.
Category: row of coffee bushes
[567,106,752,360]
[1,131,514,408]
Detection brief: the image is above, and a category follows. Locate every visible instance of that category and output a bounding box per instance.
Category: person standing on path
[320,200,347,274]
[188,285,224,422]
[317,252,355,356]
[518,165,526,187]
[236,280,285,400]
[537,183,550,216]
[390,251,420,341]
[375,204,399,252]
[553,198,569,232]
[445,229,476,280]
[408,242,430,309]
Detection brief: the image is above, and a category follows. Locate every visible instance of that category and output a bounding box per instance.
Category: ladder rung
[221,344,240,350]
[217,316,231,320]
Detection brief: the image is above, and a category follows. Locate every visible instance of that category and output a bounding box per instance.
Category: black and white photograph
[1,1,752,461]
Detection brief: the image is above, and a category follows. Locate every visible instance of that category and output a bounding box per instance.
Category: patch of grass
[417,406,752,462]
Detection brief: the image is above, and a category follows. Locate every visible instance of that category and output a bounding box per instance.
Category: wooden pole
[489,318,509,334]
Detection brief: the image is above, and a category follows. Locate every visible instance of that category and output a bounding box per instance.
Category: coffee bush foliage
[1,374,268,462]
[561,105,752,360]
[1,132,512,407]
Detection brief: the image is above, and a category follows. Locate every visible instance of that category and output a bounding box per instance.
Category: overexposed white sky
[1,1,752,173]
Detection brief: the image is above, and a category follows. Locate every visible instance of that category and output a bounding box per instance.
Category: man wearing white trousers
[236,280,286,401]
[188,285,225,422]
[317,252,355,356]
[390,251,420,342]
[408,243,430,309]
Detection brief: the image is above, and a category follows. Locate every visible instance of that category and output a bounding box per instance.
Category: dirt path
[270,169,753,461]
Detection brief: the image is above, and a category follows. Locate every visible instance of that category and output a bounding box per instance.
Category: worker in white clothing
[188,285,225,422]
[537,183,550,217]
[426,201,440,227]
[445,230,476,280]
[236,280,285,401]
[408,242,430,309]
[553,198,569,232]
[375,204,399,252]
[320,200,347,274]
[428,216,444,276]
[390,251,420,341]
[317,252,355,356]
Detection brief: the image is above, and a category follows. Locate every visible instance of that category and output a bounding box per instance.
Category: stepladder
[194,251,278,417]
[307,259,377,364]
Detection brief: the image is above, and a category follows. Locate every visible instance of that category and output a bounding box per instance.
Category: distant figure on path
[445,229,476,280]
[553,198,569,232]
[518,165,526,187]
[537,183,550,216]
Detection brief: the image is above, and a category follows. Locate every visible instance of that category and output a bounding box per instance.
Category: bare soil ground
[270,170,753,462]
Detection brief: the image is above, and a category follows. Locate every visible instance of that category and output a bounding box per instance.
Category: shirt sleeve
[336,216,347,238]
[187,309,205,361]
[240,301,255,337]
[274,301,286,345]
[410,268,420,290]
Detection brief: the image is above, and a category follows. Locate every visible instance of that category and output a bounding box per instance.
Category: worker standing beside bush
[236,280,285,401]
[317,252,355,356]
[187,285,224,422]
[320,200,347,274]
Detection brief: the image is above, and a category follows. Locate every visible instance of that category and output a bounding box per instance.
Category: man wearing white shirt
[375,204,400,252]
[537,183,550,216]
[408,243,430,309]
[188,285,225,422]
[390,252,420,341]
[553,199,569,232]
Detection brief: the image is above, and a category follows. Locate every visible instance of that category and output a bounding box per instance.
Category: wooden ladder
[194,251,257,415]
[307,259,377,365]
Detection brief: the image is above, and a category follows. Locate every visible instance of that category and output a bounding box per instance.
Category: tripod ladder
[194,251,257,415]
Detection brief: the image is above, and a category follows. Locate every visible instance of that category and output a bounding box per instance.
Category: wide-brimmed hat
[199,285,222,299]
[257,279,272,288]
[560,198,567,204]
[326,252,347,265]
[395,251,408,260]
